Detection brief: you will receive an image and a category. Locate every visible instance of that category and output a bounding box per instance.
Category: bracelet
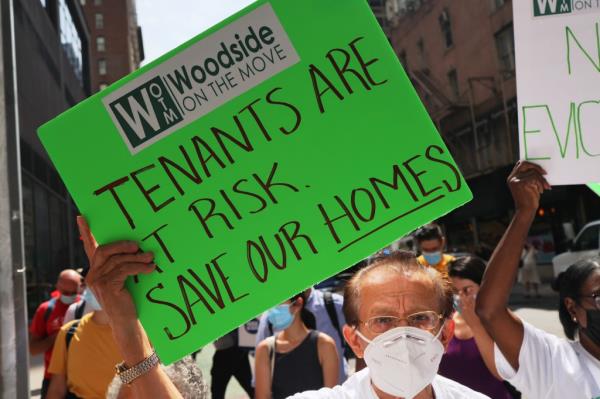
[115,351,160,385]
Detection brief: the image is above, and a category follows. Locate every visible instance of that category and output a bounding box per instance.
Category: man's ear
[440,318,455,349]
[343,325,365,359]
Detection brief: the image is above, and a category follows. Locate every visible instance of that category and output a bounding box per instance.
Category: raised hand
[506,161,551,214]
[76,216,155,324]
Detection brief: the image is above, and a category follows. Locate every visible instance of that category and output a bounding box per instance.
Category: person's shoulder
[66,301,78,311]
[288,371,369,399]
[316,331,336,346]
[433,375,490,398]
[443,254,455,262]
[256,335,275,353]
[521,320,569,350]
[287,388,341,398]
[35,298,53,313]
[62,312,92,333]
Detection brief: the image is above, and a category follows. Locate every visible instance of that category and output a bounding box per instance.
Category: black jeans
[210,346,254,399]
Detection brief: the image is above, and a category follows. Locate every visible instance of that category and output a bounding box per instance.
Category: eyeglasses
[359,311,443,335]
[579,293,600,310]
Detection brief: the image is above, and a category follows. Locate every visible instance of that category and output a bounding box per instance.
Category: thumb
[77,216,98,262]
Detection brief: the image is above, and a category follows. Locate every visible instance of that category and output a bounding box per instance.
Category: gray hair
[106,356,208,399]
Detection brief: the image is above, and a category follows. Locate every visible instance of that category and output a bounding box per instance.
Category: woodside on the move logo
[533,0,600,17]
[103,3,299,154]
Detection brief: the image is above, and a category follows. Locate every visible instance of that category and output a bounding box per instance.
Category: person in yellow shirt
[415,223,455,276]
[46,289,122,399]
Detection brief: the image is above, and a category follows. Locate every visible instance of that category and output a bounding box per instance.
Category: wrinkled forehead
[358,268,441,318]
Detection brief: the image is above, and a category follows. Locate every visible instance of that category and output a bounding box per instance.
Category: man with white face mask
[290,251,489,399]
[29,268,82,398]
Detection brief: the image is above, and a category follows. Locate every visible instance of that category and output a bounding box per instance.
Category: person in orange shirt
[46,289,122,399]
[415,223,455,276]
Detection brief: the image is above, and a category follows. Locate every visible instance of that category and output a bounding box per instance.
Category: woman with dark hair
[439,256,513,398]
[254,292,339,399]
[477,161,600,398]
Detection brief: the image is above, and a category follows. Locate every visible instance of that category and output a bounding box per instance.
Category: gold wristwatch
[115,351,160,385]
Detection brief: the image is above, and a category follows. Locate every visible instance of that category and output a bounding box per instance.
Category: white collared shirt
[288,368,489,398]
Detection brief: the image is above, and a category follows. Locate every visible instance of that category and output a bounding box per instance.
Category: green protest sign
[588,184,600,197]
[38,0,471,363]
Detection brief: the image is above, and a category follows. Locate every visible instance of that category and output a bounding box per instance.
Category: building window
[98,59,107,75]
[495,25,515,72]
[417,38,427,68]
[491,0,505,11]
[96,36,106,52]
[448,69,459,99]
[59,0,83,83]
[439,9,453,48]
[94,0,102,5]
[398,50,408,69]
[95,13,104,29]
[99,83,108,91]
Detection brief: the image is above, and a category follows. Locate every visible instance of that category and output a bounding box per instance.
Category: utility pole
[0,0,30,397]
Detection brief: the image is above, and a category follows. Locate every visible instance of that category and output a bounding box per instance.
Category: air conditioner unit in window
[440,10,450,23]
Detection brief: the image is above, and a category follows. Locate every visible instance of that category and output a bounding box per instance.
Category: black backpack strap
[43,298,57,322]
[324,291,356,359]
[66,320,81,350]
[323,292,343,342]
[74,300,86,320]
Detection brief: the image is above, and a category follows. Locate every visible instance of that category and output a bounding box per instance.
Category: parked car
[552,220,600,278]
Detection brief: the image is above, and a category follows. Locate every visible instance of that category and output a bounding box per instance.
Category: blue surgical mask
[423,251,442,266]
[59,294,77,305]
[267,304,294,330]
[83,288,102,311]
[452,295,462,314]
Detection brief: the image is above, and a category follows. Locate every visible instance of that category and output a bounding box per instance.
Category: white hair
[106,356,208,399]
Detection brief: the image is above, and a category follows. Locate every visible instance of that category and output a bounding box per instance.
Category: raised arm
[77,217,183,399]
[475,162,550,370]
[458,294,501,379]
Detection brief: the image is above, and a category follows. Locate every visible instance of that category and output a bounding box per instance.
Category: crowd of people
[28,161,600,398]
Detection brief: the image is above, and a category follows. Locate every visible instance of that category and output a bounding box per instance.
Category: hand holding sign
[77,217,182,397]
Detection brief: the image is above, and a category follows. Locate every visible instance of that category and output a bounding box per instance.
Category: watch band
[115,351,160,385]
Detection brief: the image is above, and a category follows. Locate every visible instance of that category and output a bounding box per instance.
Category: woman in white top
[476,161,600,399]
[519,243,541,298]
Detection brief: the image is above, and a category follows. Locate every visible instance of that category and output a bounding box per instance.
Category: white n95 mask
[356,325,445,399]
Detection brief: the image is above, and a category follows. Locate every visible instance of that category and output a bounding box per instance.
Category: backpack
[65,319,81,350]
[43,298,58,322]
[73,300,86,320]
[322,292,355,360]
